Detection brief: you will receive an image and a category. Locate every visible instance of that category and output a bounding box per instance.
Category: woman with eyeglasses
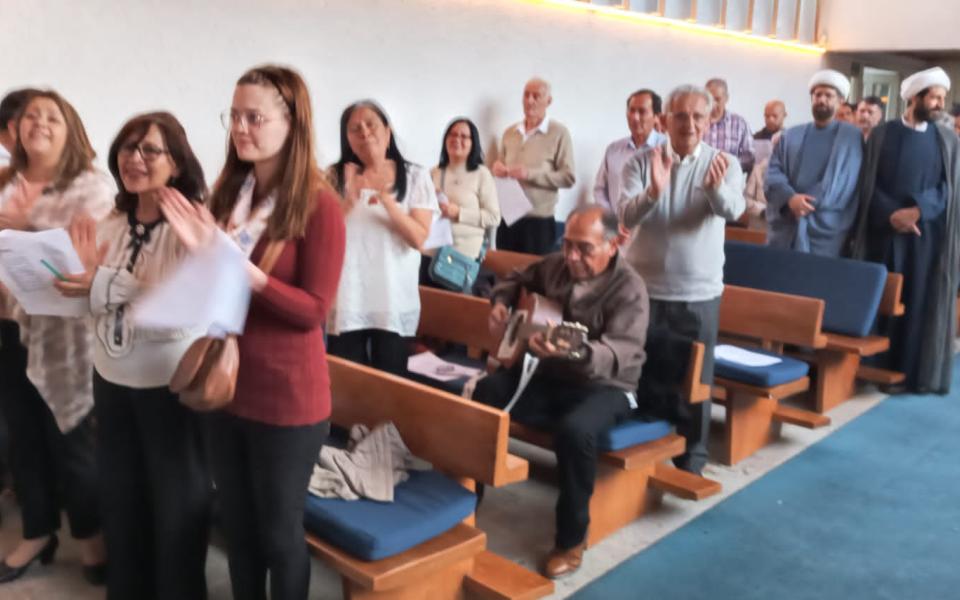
[432,117,500,260]
[327,101,439,375]
[160,65,345,600]
[54,112,210,599]
[0,90,112,584]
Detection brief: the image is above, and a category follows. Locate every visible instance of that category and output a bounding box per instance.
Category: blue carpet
[573,367,960,600]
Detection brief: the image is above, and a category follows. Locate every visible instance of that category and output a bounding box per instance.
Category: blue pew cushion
[303,469,476,561]
[714,345,809,387]
[598,418,673,452]
[723,241,887,337]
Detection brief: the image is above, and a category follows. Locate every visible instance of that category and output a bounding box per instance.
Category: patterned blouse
[0,169,115,432]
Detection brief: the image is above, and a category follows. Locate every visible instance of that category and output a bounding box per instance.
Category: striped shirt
[704,111,756,174]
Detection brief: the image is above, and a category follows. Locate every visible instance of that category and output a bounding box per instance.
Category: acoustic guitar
[494,290,589,369]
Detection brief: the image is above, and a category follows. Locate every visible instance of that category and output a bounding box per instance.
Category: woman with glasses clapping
[160,65,345,600]
[55,112,211,599]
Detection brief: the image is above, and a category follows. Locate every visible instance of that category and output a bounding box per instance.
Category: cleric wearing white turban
[808,69,851,100]
[851,65,960,395]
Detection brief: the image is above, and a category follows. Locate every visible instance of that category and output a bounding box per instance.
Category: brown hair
[208,65,330,240]
[108,112,207,214]
[0,90,96,192]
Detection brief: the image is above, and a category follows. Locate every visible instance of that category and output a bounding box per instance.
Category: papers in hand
[422,216,454,251]
[494,177,533,226]
[715,344,782,367]
[131,231,251,336]
[0,228,88,317]
[407,351,482,382]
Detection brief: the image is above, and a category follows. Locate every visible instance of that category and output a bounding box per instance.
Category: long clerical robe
[765,120,863,256]
[851,120,960,394]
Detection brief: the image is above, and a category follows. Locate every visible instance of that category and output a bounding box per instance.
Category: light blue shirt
[593,131,667,212]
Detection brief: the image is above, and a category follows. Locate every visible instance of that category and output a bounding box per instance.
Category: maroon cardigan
[228,189,346,426]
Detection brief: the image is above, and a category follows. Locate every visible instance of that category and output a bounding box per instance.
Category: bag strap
[258,240,286,276]
[476,231,491,264]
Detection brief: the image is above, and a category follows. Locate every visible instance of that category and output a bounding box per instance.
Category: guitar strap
[501,353,541,414]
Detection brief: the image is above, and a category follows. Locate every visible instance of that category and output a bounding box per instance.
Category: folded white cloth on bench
[715,344,782,367]
[309,422,418,502]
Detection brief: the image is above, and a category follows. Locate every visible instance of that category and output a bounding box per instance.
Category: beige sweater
[431,164,500,258]
[493,119,576,218]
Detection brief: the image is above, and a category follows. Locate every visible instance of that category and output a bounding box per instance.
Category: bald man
[475,205,647,578]
[491,78,575,255]
[754,100,786,141]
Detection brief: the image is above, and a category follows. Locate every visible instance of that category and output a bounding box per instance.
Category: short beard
[812,105,834,122]
[913,103,932,122]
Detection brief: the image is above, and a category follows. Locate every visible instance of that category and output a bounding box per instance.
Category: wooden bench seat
[714,285,832,464]
[311,356,552,599]
[416,285,721,548]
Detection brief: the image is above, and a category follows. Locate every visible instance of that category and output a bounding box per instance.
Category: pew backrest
[482,249,542,280]
[720,284,828,349]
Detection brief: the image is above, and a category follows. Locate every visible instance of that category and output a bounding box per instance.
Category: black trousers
[648,296,721,475]
[93,371,210,600]
[0,321,99,540]
[327,329,408,376]
[473,369,632,549]
[496,215,558,256]
[207,412,329,600]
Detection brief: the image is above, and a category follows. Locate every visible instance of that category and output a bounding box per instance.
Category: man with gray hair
[619,84,746,474]
[704,77,755,173]
[491,77,576,255]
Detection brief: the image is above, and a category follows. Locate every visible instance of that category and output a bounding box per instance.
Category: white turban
[808,69,851,99]
[900,67,951,101]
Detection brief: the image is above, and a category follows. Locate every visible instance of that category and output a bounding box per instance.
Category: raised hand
[55,215,107,297]
[703,153,729,191]
[491,161,509,178]
[0,192,33,231]
[648,146,673,200]
[158,187,217,253]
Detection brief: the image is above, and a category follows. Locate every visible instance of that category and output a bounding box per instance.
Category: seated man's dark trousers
[472,366,632,549]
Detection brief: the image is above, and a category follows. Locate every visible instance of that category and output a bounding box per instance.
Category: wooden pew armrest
[494,453,530,487]
[713,376,810,401]
[823,333,889,356]
[599,433,686,470]
[856,365,906,385]
[771,404,831,429]
[464,550,554,600]
[649,463,721,500]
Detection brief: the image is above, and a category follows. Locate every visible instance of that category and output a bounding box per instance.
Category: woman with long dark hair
[327,100,439,374]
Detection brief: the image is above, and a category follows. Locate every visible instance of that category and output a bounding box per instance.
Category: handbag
[428,168,489,293]
[171,239,286,412]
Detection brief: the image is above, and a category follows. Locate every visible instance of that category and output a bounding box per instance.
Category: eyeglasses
[220,109,283,131]
[561,239,603,258]
[118,142,169,163]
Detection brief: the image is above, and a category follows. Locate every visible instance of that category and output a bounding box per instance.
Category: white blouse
[330,164,439,336]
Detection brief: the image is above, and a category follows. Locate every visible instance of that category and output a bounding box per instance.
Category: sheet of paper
[715,344,782,367]
[422,216,454,251]
[131,231,251,335]
[407,351,482,382]
[494,177,534,226]
[0,228,88,317]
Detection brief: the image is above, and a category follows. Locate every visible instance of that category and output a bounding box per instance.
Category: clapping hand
[54,216,107,297]
[703,153,729,191]
[158,187,217,253]
[648,146,673,200]
[0,193,33,231]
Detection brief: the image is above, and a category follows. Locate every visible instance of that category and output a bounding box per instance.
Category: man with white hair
[619,84,745,474]
[851,66,960,394]
[491,77,575,255]
[765,69,863,256]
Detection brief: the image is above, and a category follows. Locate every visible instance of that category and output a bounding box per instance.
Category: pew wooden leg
[586,463,661,546]
[812,350,860,414]
[340,557,474,600]
[722,391,781,465]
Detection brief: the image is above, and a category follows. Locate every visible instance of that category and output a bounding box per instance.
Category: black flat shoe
[82,562,107,586]
[0,534,59,584]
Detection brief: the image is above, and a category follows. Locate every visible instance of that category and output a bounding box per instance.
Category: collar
[516,116,550,137]
[901,116,929,132]
[628,130,665,150]
[667,140,703,165]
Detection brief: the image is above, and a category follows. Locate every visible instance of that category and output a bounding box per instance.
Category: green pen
[40,259,68,282]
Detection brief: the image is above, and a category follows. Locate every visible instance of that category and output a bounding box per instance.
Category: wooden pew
[724,226,767,245]
[714,285,831,464]
[855,273,907,387]
[416,286,720,547]
[308,356,553,600]
[482,249,542,280]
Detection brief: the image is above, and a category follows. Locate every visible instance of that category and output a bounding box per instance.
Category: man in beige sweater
[491,78,575,255]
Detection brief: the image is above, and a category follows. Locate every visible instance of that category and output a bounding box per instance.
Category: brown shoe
[543,542,586,579]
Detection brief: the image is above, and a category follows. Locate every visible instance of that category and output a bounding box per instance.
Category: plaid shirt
[703,111,755,173]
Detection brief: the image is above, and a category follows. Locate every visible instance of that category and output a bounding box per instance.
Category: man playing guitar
[472,205,649,579]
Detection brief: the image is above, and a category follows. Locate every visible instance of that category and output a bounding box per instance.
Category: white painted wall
[820,0,958,52]
[1,0,823,216]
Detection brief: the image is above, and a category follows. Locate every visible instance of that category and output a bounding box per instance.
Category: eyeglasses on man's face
[221,109,283,131]
[118,142,169,163]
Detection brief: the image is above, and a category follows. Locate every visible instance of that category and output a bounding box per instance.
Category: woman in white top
[56,112,210,599]
[0,90,111,585]
[431,117,500,259]
[327,101,439,375]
